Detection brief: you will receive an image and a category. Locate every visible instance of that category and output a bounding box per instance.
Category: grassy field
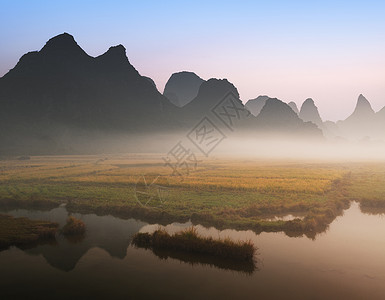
[1,154,385,238]
[0,214,58,250]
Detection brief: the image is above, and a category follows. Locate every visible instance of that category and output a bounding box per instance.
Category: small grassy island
[132,227,256,262]
[0,214,58,250]
[61,216,86,236]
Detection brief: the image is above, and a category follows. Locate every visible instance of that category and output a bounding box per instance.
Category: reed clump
[132,227,256,262]
[61,216,86,236]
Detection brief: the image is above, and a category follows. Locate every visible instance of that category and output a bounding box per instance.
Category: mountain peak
[303,98,315,106]
[170,71,200,78]
[40,32,88,58]
[163,71,204,107]
[288,101,299,114]
[245,95,270,116]
[198,78,239,100]
[256,98,322,136]
[343,94,375,123]
[95,44,132,71]
[257,98,303,126]
[101,45,128,61]
[299,98,323,127]
[49,32,75,42]
[355,94,374,113]
[106,44,126,55]
[42,33,76,49]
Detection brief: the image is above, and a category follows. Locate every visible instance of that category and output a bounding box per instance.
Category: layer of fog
[37,130,385,162]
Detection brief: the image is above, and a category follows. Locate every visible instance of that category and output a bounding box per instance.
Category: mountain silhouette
[17,207,147,272]
[245,96,269,116]
[246,96,300,117]
[142,76,158,90]
[176,78,261,134]
[345,94,375,122]
[181,78,239,122]
[299,98,323,128]
[288,102,299,115]
[0,33,327,154]
[255,98,322,137]
[0,33,179,154]
[163,71,204,107]
[337,94,377,140]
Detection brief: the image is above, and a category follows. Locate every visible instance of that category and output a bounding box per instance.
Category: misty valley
[1,30,385,300]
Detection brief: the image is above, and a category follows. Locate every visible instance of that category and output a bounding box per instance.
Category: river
[1,202,384,299]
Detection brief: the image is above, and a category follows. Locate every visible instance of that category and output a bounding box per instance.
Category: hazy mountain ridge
[336,94,383,140]
[163,71,205,107]
[299,98,324,128]
[245,96,270,117]
[255,98,322,137]
[288,102,299,115]
[0,33,177,130]
[1,33,383,154]
[244,93,385,141]
[0,33,181,153]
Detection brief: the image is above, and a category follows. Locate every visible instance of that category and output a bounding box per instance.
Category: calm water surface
[1,202,385,299]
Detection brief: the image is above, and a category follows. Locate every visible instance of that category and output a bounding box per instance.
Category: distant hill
[0,33,179,153]
[179,78,249,128]
[163,71,204,107]
[245,96,269,116]
[337,94,377,140]
[246,96,300,117]
[180,82,321,138]
[288,102,299,115]
[343,94,375,123]
[0,33,326,154]
[299,98,323,128]
[255,98,322,137]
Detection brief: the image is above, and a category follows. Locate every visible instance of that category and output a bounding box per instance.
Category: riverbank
[0,214,58,250]
[1,155,385,238]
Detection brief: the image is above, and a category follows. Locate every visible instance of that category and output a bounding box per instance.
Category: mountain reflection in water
[1,202,385,299]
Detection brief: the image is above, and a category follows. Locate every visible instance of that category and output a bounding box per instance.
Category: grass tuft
[61,216,86,236]
[132,227,256,262]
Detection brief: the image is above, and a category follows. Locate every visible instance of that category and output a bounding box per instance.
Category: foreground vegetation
[61,216,86,236]
[1,155,385,237]
[132,227,255,262]
[0,214,58,250]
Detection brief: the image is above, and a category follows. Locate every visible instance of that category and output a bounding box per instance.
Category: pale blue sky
[1,0,385,120]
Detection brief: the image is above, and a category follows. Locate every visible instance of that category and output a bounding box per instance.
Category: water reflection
[2,206,146,271]
[1,202,385,299]
[1,206,260,273]
[148,248,258,274]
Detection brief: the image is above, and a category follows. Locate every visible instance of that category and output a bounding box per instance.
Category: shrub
[61,216,86,236]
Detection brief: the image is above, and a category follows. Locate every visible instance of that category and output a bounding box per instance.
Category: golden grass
[0,214,58,249]
[1,155,384,236]
[132,227,256,262]
[61,216,86,236]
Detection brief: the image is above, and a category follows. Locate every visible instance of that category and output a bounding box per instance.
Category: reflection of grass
[1,156,385,237]
[150,246,257,274]
[0,214,58,250]
[132,227,256,262]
